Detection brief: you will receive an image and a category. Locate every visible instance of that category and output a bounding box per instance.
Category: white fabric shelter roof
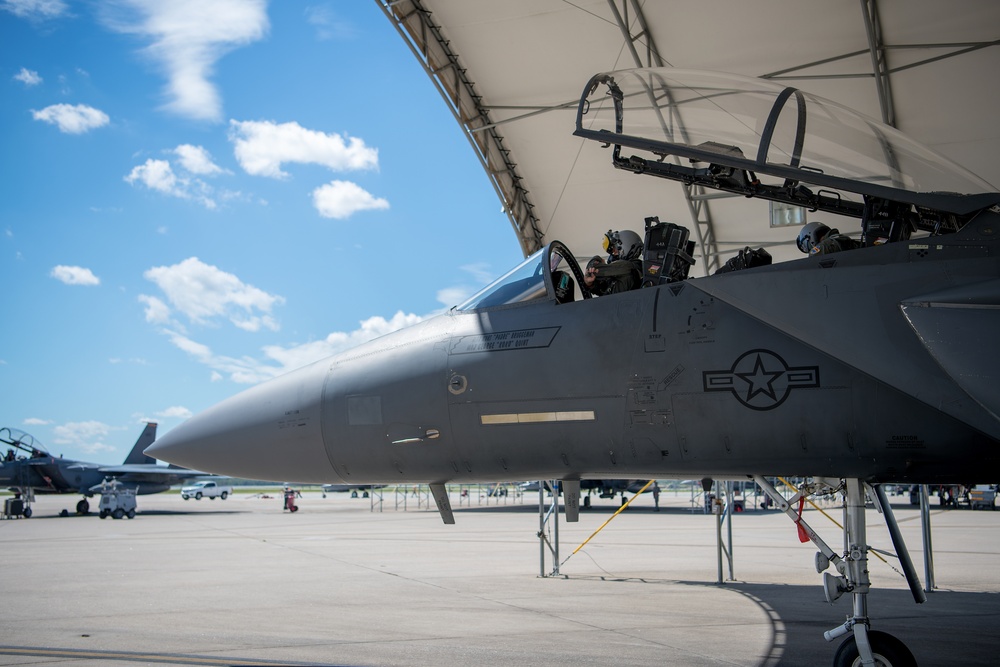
[379,0,1000,273]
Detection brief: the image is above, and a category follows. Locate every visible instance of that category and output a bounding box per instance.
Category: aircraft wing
[97,464,211,481]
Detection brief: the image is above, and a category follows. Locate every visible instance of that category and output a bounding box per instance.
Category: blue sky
[1,0,522,464]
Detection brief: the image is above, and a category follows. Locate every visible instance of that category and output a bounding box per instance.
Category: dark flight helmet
[603,229,644,260]
[796,221,832,254]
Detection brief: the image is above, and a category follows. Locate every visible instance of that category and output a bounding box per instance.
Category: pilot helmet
[796,221,832,254]
[603,229,644,261]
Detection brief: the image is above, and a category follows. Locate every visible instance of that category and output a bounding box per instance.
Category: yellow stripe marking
[481,410,595,425]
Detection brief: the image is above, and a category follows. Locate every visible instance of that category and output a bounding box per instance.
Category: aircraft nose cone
[145,359,340,483]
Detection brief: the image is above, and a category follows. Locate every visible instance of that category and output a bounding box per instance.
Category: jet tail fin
[124,423,158,465]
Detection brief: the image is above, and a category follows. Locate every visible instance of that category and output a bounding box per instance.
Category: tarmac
[1,487,998,666]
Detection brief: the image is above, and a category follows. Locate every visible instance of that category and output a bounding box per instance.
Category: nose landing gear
[753,476,919,667]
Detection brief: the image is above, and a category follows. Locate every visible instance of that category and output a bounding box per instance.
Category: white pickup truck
[180,480,233,500]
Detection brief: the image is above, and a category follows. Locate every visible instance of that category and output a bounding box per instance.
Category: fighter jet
[146,69,1000,665]
[1,422,209,516]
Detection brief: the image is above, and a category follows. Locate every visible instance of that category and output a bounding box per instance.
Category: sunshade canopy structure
[378,0,1000,273]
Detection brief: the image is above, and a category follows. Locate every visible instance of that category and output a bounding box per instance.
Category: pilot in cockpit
[797,221,861,255]
[583,229,643,296]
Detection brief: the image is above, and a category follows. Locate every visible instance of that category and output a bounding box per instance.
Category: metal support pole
[538,482,545,577]
[712,480,734,584]
[725,481,735,581]
[920,484,936,592]
[537,480,561,577]
[871,484,925,603]
[715,501,724,584]
[552,481,560,573]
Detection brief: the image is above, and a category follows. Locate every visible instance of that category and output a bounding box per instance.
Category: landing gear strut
[753,476,920,667]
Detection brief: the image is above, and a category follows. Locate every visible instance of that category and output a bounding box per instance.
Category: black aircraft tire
[833,631,916,667]
[23,506,32,518]
[77,499,90,515]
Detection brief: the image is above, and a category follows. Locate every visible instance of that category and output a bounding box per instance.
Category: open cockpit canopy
[575,69,1000,224]
[0,427,49,459]
[456,241,588,311]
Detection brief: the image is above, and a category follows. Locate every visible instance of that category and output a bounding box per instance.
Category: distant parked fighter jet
[1,422,208,516]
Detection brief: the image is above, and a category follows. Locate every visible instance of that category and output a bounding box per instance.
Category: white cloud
[312,180,389,219]
[436,286,473,308]
[143,257,284,331]
[51,265,100,286]
[173,144,226,175]
[460,262,497,284]
[167,330,212,358]
[109,357,149,365]
[160,310,424,384]
[1,0,67,20]
[125,158,217,209]
[229,120,379,178]
[52,420,120,455]
[435,263,499,307]
[164,329,277,384]
[99,0,268,122]
[13,67,42,86]
[156,405,192,419]
[305,6,357,41]
[23,417,50,426]
[262,311,424,372]
[138,294,171,324]
[32,103,109,134]
[125,158,181,195]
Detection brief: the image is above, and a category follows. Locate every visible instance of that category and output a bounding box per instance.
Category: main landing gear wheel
[751,477,924,667]
[833,631,916,667]
[76,499,90,515]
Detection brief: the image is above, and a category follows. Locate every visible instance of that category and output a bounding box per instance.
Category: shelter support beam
[860,0,896,127]
[376,0,544,257]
